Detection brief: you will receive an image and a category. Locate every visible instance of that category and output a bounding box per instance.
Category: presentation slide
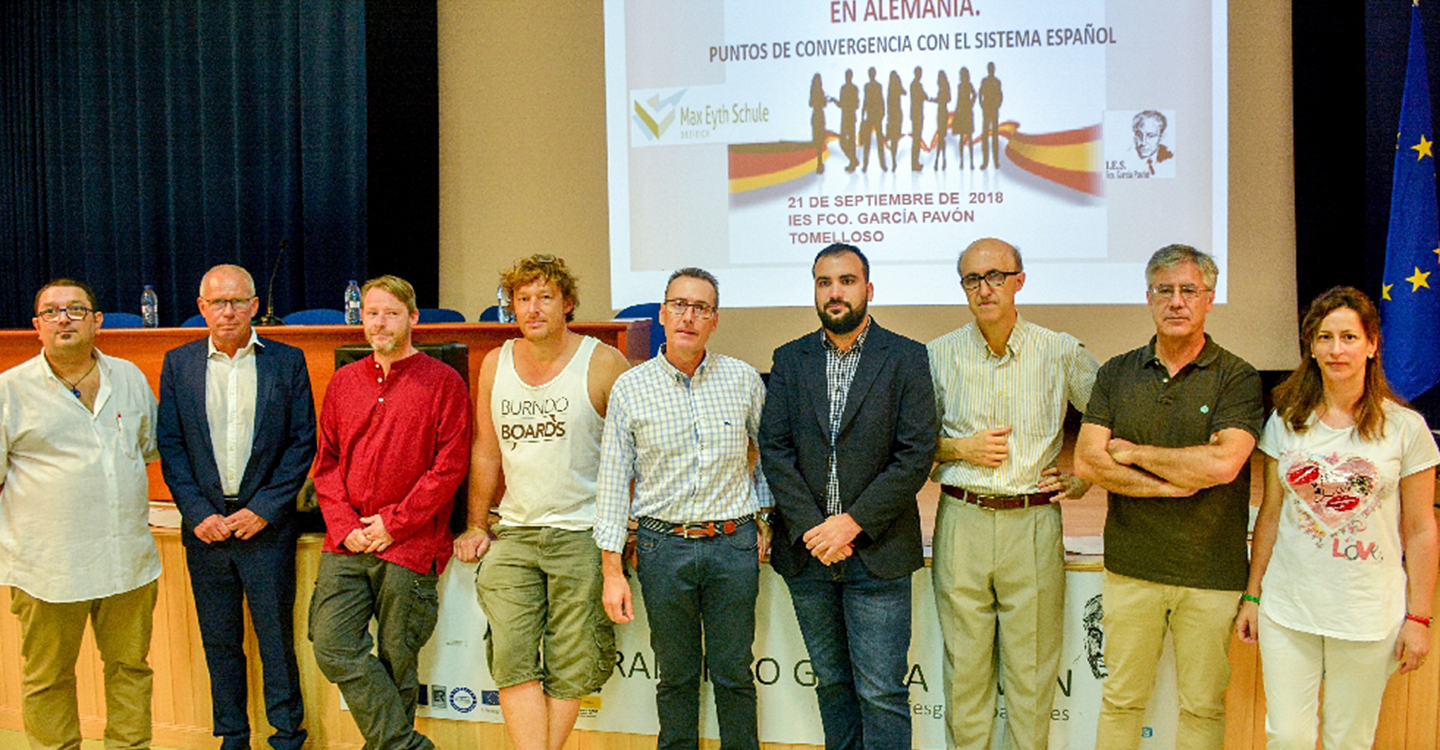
[605,0,1228,308]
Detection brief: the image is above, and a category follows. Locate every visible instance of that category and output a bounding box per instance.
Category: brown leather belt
[941,485,1055,510]
[637,514,754,538]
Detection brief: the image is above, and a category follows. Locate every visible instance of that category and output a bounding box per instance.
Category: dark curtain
[1295,1,1440,422]
[0,0,366,328]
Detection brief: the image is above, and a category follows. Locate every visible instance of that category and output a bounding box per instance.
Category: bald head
[958,238,1023,275]
[199,264,257,298]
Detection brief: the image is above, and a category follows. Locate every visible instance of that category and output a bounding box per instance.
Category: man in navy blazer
[158,264,316,750]
[760,244,937,750]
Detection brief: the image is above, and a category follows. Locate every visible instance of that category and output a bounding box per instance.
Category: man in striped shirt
[595,267,772,750]
[928,238,1099,750]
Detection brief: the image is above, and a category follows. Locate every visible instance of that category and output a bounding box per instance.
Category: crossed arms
[1073,423,1255,497]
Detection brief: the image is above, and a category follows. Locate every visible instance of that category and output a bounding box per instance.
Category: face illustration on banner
[1133,110,1168,161]
[1103,109,1177,180]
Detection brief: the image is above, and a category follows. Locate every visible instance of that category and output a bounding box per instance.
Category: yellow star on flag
[1434,245,1440,265]
[1413,134,1433,160]
[1383,282,1395,301]
[1406,266,1431,291]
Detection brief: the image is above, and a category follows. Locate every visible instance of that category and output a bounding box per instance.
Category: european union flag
[1381,3,1440,412]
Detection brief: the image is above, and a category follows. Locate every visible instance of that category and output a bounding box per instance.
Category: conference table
[0,322,1436,749]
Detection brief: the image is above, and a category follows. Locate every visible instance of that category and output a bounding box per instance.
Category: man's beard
[367,329,407,356]
[818,300,867,335]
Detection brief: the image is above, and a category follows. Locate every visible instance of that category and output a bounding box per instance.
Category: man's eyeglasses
[960,270,1022,291]
[205,297,253,311]
[1148,284,1211,301]
[664,299,717,320]
[37,305,95,322]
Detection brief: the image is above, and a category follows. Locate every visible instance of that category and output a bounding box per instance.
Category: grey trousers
[309,552,439,750]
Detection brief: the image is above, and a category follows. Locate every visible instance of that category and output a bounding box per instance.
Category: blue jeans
[784,557,913,750]
[635,523,760,750]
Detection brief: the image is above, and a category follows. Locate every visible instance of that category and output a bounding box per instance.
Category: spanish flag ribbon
[726,122,1103,197]
[993,121,1104,197]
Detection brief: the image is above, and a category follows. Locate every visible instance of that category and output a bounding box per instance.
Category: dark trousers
[186,529,305,750]
[784,558,913,750]
[635,524,761,750]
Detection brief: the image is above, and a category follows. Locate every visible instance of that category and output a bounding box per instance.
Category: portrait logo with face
[1103,109,1176,180]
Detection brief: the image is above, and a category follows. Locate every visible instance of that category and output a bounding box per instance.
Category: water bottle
[141,285,159,328]
[496,283,515,323]
[344,280,362,324]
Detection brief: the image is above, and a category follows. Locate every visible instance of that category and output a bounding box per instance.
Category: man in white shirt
[158,265,316,750]
[0,279,161,749]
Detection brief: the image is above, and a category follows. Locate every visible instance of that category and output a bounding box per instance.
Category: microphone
[257,239,288,326]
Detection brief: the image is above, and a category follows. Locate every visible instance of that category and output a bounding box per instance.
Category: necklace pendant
[70,387,80,398]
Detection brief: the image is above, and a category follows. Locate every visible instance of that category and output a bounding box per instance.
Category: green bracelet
[1241,594,1260,604]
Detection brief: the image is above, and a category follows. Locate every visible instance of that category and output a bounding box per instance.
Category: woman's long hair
[1272,286,1399,440]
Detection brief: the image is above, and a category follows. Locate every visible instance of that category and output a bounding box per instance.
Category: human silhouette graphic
[860,67,887,172]
[885,70,904,172]
[909,66,930,171]
[979,62,1003,169]
[932,69,951,171]
[810,73,828,174]
[838,70,860,172]
[955,67,976,169]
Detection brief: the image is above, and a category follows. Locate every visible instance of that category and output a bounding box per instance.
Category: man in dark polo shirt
[1074,244,1262,750]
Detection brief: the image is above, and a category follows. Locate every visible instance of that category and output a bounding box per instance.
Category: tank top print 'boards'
[491,336,603,530]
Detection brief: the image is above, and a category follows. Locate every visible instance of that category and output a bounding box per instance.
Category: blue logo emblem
[450,687,478,714]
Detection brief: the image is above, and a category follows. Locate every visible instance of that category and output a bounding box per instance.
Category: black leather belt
[941,485,1055,510]
[223,495,241,514]
[636,514,754,538]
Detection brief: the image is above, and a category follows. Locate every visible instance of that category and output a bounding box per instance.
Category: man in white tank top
[454,255,631,750]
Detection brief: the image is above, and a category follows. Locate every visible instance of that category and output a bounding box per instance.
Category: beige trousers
[10,581,158,750]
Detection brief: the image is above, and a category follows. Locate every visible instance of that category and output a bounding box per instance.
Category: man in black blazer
[157,264,316,750]
[760,244,937,750]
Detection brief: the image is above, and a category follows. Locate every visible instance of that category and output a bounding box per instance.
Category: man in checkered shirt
[595,267,772,750]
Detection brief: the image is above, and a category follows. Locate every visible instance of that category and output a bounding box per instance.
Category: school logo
[634,89,687,140]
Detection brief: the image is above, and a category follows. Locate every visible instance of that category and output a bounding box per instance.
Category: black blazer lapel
[835,324,889,438]
[803,333,834,443]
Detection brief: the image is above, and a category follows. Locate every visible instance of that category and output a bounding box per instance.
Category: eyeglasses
[960,270,1022,291]
[37,305,95,322]
[664,299,717,320]
[1148,284,1211,301]
[205,297,253,311]
[529,254,557,264]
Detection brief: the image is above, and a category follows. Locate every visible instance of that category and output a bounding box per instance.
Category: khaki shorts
[476,526,616,698]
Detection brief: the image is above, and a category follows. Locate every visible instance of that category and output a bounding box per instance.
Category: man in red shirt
[309,275,472,750]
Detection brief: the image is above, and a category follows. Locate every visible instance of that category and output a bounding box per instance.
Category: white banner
[605,0,1229,308]
[416,559,1189,749]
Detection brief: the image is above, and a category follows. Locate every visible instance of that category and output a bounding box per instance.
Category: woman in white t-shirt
[1235,286,1439,749]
